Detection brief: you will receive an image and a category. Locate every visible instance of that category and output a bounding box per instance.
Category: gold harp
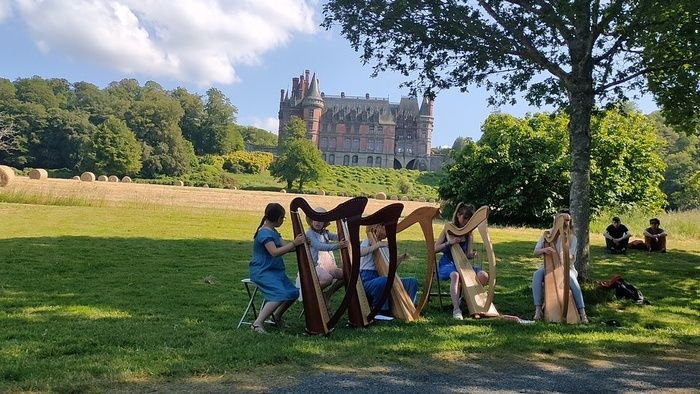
[290,196,367,335]
[542,213,579,324]
[367,206,440,322]
[442,205,499,317]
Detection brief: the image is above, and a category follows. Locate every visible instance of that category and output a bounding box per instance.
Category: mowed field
[1,177,438,213]
[1,177,699,392]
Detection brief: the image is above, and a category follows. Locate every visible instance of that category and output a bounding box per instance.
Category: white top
[535,233,578,276]
[359,239,389,271]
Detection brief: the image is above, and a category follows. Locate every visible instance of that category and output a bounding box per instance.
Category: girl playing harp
[532,210,588,323]
[434,203,489,320]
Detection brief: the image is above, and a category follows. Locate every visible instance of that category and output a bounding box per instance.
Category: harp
[290,196,367,335]
[442,205,499,317]
[347,203,404,325]
[542,213,579,324]
[367,206,440,322]
[338,217,372,327]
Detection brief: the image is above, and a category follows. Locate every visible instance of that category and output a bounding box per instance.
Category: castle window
[344,138,351,149]
[367,156,373,166]
[376,140,383,153]
[320,137,328,148]
[376,157,382,167]
[329,154,335,164]
[343,155,350,165]
[352,155,358,165]
[329,138,336,148]
[407,147,413,154]
[397,147,403,153]
[352,138,360,151]
[307,120,314,130]
[367,139,373,152]
[369,124,375,134]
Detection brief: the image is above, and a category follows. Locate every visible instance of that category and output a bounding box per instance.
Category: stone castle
[278,70,439,171]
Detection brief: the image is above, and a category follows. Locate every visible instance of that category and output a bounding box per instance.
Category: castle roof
[302,74,324,108]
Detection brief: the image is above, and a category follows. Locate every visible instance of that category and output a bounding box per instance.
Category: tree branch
[477,0,570,84]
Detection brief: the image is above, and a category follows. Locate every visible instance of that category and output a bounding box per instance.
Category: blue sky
[0,0,657,147]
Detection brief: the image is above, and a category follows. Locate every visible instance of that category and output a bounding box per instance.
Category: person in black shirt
[603,216,631,254]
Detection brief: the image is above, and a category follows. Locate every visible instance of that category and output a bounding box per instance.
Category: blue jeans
[532,268,584,309]
[360,270,419,311]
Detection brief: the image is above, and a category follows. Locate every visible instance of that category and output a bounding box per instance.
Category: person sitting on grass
[249,203,305,334]
[643,218,667,253]
[603,216,631,254]
[359,224,419,317]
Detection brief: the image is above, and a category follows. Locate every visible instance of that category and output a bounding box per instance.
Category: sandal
[251,323,267,334]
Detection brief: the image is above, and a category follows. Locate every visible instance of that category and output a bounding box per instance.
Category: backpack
[599,275,650,305]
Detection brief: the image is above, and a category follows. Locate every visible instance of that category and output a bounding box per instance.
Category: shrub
[223,151,273,174]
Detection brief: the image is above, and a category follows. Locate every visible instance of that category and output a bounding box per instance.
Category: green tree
[281,116,306,145]
[270,139,326,191]
[125,85,195,177]
[323,1,697,278]
[172,87,206,152]
[85,117,142,175]
[590,108,666,213]
[199,88,242,154]
[14,76,60,109]
[237,125,278,147]
[70,81,111,123]
[36,108,96,171]
[439,113,570,226]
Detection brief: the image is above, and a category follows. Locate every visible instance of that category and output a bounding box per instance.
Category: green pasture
[1,202,698,392]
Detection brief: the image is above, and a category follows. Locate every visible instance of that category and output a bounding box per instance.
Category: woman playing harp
[434,203,489,320]
[532,210,588,324]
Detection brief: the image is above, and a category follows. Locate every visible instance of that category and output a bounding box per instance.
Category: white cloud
[251,116,279,134]
[7,0,317,85]
[0,0,12,21]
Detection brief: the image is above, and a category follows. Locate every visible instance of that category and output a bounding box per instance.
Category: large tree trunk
[568,80,595,281]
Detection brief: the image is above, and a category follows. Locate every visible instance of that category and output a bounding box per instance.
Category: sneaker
[453,311,464,320]
[533,308,543,320]
[578,309,589,324]
[251,323,267,334]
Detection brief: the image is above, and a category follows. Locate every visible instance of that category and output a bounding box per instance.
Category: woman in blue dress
[434,203,488,320]
[249,203,305,333]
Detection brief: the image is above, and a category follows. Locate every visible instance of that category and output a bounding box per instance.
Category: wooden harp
[290,196,368,335]
[542,213,579,324]
[350,203,404,324]
[442,205,499,317]
[367,206,440,322]
[338,218,372,328]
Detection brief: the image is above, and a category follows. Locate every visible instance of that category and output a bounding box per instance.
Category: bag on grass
[598,275,650,305]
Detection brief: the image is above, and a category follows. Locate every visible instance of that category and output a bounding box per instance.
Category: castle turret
[417,96,434,155]
[302,73,324,145]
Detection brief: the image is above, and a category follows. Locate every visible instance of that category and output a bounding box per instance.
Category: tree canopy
[324,0,698,278]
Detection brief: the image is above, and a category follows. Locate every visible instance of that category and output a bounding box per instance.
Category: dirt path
[3,177,439,214]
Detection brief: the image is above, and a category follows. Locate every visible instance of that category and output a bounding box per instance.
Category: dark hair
[453,202,475,226]
[650,218,660,225]
[254,203,286,238]
[558,208,570,215]
[612,216,621,223]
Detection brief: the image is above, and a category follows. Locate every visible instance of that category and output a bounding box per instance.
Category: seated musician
[434,202,488,320]
[643,218,667,253]
[359,224,419,315]
[532,210,588,323]
[305,208,347,288]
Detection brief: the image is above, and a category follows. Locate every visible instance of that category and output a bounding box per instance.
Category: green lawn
[1,202,698,392]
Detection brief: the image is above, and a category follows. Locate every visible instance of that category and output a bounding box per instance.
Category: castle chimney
[280,89,285,102]
[366,93,370,99]
[341,91,345,98]
[292,77,299,98]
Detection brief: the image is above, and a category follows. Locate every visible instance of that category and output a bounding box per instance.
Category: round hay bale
[317,189,326,196]
[108,175,119,182]
[389,195,398,200]
[280,189,287,193]
[400,195,411,201]
[80,171,96,182]
[72,176,80,181]
[174,180,184,186]
[28,168,48,180]
[97,175,108,182]
[232,186,237,190]
[417,197,427,202]
[121,176,132,183]
[202,184,209,188]
[375,192,387,200]
[0,165,15,187]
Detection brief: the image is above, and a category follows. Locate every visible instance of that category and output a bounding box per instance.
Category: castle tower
[301,74,324,145]
[417,96,434,156]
